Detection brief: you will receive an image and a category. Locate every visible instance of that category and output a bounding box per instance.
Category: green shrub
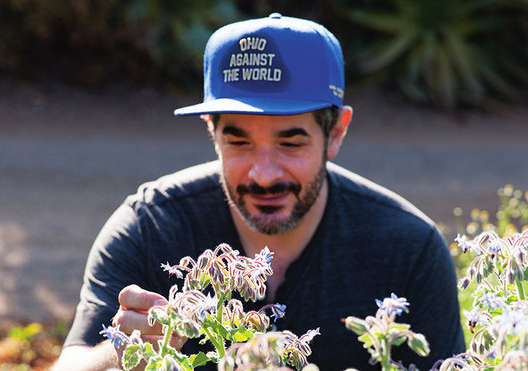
[347,0,528,108]
[123,0,245,88]
[0,0,244,87]
[1,0,527,106]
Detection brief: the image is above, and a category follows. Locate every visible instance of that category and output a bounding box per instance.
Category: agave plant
[349,0,528,107]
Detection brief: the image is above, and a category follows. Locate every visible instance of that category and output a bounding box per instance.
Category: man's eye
[228,140,249,146]
[280,142,302,148]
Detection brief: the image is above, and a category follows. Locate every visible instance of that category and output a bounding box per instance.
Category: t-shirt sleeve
[392,228,466,368]
[63,200,149,347]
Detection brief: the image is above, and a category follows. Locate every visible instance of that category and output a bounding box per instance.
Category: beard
[221,161,327,235]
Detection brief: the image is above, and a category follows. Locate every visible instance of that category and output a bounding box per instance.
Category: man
[54,13,465,370]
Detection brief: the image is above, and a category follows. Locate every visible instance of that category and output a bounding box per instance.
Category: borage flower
[281,328,321,369]
[463,308,490,332]
[375,293,410,318]
[197,293,219,320]
[259,303,287,323]
[498,308,528,336]
[99,324,129,348]
[480,291,505,310]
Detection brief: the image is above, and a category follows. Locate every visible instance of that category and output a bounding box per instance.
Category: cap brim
[173,98,332,116]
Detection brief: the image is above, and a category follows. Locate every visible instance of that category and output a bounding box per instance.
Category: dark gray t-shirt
[64,161,465,370]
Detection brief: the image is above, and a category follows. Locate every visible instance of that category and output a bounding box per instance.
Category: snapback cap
[174,13,345,116]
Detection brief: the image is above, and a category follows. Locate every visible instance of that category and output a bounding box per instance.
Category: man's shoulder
[126,161,222,207]
[327,162,435,227]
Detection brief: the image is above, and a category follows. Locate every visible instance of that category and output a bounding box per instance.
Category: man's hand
[53,285,187,371]
[113,284,186,350]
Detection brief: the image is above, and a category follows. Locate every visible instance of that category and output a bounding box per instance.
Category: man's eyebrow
[221,126,249,137]
[277,128,310,138]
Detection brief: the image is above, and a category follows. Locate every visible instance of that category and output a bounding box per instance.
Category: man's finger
[112,306,163,335]
[118,284,168,312]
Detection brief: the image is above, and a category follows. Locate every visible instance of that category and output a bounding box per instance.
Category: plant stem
[515,278,525,300]
[160,323,174,357]
[381,338,391,371]
[203,325,225,358]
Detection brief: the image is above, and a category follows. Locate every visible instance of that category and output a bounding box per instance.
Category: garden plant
[94,185,528,370]
[341,185,528,370]
[100,244,319,370]
[2,186,527,369]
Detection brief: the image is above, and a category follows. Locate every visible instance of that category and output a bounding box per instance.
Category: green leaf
[206,350,220,364]
[388,323,411,332]
[143,342,157,358]
[361,31,418,72]
[358,333,375,348]
[122,344,142,370]
[204,316,231,340]
[444,29,482,95]
[350,11,408,33]
[230,326,254,342]
[145,356,163,370]
[433,41,456,107]
[189,351,211,367]
[391,335,407,347]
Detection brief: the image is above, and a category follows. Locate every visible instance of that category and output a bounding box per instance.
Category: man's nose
[247,147,284,186]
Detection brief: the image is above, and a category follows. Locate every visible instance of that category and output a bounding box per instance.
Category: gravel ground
[1,79,527,323]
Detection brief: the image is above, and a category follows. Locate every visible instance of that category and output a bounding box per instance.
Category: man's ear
[201,114,215,137]
[327,105,353,160]
[202,114,218,142]
[201,114,220,154]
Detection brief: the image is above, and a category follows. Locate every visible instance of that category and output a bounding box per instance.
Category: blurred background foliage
[1,0,527,107]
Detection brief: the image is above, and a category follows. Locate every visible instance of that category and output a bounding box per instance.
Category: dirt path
[1,79,527,323]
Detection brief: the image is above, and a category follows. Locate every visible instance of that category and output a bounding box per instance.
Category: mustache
[236,182,301,197]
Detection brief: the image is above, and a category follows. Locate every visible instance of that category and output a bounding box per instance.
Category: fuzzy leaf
[204,316,231,340]
[189,351,211,367]
[358,333,375,348]
[122,344,142,370]
[391,335,407,347]
[231,326,255,342]
[388,323,411,332]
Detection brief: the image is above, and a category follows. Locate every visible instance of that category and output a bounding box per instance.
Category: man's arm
[52,343,118,371]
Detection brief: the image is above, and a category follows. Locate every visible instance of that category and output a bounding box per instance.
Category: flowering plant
[342,293,430,371]
[99,244,319,370]
[435,228,528,370]
[343,229,528,371]
[339,186,528,370]
[218,329,320,370]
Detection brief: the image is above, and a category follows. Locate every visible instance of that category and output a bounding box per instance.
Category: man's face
[212,113,328,235]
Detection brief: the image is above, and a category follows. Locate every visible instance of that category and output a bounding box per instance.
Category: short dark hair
[313,106,339,138]
[210,106,339,138]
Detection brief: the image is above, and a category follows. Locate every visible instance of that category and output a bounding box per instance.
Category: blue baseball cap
[174,13,345,116]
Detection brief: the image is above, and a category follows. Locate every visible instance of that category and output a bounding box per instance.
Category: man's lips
[247,192,289,205]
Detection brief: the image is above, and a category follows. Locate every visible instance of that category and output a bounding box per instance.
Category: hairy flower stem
[203,325,225,358]
[515,278,525,300]
[381,338,391,371]
[160,323,174,357]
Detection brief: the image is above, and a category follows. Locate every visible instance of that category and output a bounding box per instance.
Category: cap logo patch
[329,84,344,99]
[222,35,285,87]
